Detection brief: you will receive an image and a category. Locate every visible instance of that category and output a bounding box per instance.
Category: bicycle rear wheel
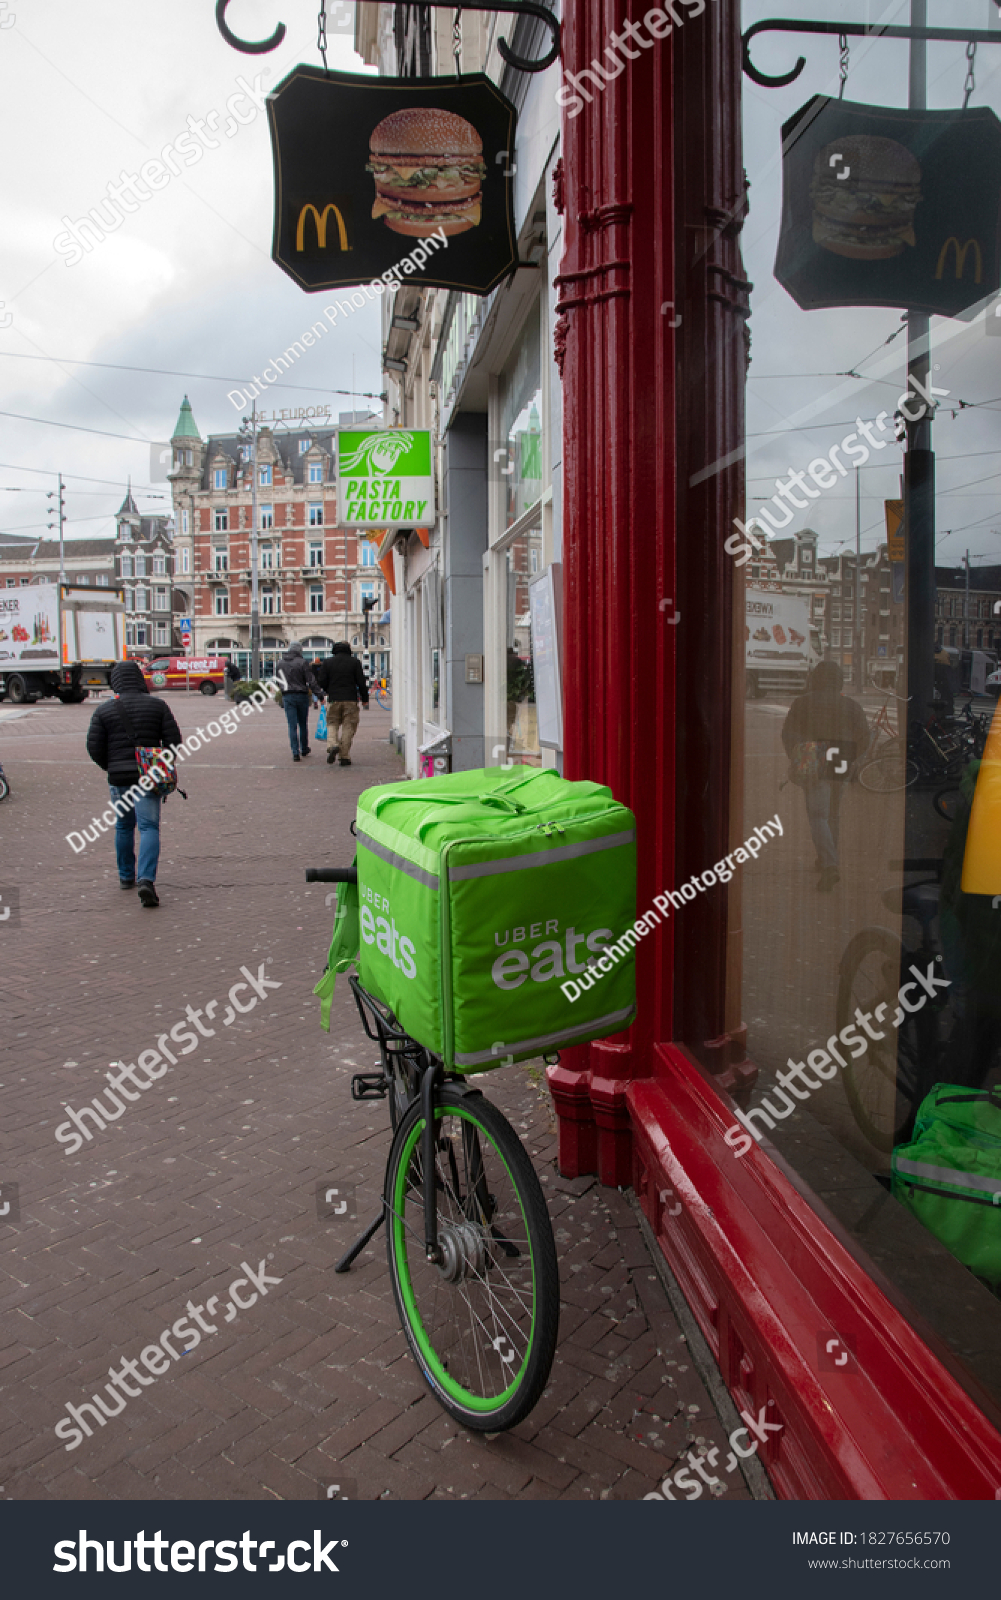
[859,752,919,792]
[836,928,933,1150]
[385,1085,559,1432]
[932,786,962,824]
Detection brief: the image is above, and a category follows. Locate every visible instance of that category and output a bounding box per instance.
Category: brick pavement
[0,690,758,1501]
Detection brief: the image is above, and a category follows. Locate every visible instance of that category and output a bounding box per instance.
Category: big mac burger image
[810,136,922,259]
[366,108,487,237]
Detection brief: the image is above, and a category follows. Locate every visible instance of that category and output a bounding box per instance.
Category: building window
[260,504,274,530]
[213,467,227,490]
[832,629,841,648]
[97,574,108,587]
[153,553,165,575]
[309,540,323,568]
[530,548,539,574]
[214,548,228,572]
[361,542,376,567]
[126,623,135,646]
[181,509,190,535]
[77,575,90,585]
[180,547,189,574]
[20,577,29,586]
[134,587,148,612]
[360,580,377,608]
[154,586,169,611]
[214,590,230,616]
[831,603,841,621]
[261,545,275,570]
[154,623,169,647]
[308,502,323,527]
[308,462,323,483]
[262,590,276,615]
[843,605,853,621]
[134,553,146,577]
[801,548,813,565]
[259,465,272,487]
[121,553,133,577]
[298,439,309,455]
[214,509,228,532]
[5,578,13,588]
[309,585,324,613]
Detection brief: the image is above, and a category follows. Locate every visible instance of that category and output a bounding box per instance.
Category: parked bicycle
[305,864,559,1432]
[859,703,982,793]
[0,758,8,802]
[371,678,391,711]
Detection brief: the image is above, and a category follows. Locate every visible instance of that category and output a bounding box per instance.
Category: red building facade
[548,0,1001,1498]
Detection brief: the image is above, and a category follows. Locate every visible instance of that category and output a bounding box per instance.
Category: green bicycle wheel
[384,1085,559,1431]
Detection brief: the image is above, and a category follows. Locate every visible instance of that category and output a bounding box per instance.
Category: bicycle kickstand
[334,1205,386,1274]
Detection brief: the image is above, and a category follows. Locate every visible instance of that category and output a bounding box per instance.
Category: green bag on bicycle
[333,767,638,1069]
[891,1083,1001,1286]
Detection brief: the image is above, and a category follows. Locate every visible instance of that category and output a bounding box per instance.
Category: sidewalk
[0,693,758,1500]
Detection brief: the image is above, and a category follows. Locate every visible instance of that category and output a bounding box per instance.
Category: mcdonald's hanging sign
[774,97,1001,318]
[267,66,518,295]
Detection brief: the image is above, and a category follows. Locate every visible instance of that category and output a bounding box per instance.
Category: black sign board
[268,66,518,295]
[774,96,1001,318]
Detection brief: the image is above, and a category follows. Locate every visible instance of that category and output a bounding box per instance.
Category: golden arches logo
[935,237,982,282]
[296,203,350,253]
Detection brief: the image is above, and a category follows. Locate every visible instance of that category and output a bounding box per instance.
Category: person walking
[278,641,319,762]
[225,659,242,700]
[85,660,182,908]
[313,641,369,766]
[781,660,869,892]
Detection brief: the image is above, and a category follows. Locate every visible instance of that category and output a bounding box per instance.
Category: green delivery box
[352,766,637,1070]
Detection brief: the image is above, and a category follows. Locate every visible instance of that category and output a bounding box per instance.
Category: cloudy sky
[1,0,380,543]
[2,1,999,574]
[743,0,1001,570]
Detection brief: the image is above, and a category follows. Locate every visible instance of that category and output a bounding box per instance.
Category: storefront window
[505,532,542,765]
[498,305,543,532]
[737,9,1001,1414]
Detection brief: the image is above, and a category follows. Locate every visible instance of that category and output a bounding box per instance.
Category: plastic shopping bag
[316,704,328,742]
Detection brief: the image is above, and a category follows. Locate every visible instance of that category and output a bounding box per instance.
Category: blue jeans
[109,784,161,884]
[804,779,843,869]
[284,692,310,756]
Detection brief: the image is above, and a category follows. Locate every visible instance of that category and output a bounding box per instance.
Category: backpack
[315,767,638,1069]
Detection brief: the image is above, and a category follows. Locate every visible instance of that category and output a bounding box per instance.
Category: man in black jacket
[277,641,320,761]
[313,641,368,766]
[85,660,182,907]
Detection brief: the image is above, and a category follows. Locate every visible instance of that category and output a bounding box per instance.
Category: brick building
[935,563,1001,654]
[113,488,179,655]
[167,397,390,678]
[0,532,116,588]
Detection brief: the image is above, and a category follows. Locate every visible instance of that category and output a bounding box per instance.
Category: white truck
[0,582,127,704]
[745,588,820,698]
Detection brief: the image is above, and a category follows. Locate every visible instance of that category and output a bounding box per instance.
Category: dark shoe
[326,747,338,765]
[817,867,840,893]
[120,880,136,891]
[302,747,311,756]
[137,880,159,908]
[293,754,301,762]
[340,757,352,766]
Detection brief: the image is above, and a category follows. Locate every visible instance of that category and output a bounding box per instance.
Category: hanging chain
[963,40,977,110]
[838,32,849,101]
[317,0,328,72]
[453,7,462,77]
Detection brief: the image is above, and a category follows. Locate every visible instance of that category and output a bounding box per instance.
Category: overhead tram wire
[0,349,385,402]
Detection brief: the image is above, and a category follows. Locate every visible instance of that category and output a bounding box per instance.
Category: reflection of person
[313,641,368,767]
[225,659,241,700]
[781,662,869,891]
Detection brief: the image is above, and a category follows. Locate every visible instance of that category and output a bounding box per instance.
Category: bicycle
[859,708,978,793]
[372,679,391,710]
[305,863,559,1432]
[836,858,948,1151]
[0,759,8,802]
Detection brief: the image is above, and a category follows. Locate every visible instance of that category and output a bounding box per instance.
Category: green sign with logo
[336,428,435,528]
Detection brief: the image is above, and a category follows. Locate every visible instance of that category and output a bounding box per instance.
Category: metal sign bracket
[744,15,1001,89]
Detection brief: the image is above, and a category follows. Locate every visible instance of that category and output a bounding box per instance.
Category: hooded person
[312,640,369,766]
[277,641,320,762]
[85,660,183,907]
[781,660,869,892]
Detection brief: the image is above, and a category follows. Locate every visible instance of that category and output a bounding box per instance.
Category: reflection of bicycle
[836,858,947,1151]
[304,863,559,1431]
[372,681,391,710]
[0,760,8,802]
[859,711,977,793]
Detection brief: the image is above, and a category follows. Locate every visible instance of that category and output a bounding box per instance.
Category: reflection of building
[935,564,1001,653]
[166,398,389,678]
[356,7,558,778]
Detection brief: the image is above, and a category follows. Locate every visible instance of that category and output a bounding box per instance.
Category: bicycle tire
[932,786,962,824]
[384,1085,559,1432]
[0,775,8,802]
[836,928,933,1151]
[858,753,919,793]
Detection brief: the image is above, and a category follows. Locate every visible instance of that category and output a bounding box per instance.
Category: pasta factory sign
[267,66,518,295]
[774,97,1001,318]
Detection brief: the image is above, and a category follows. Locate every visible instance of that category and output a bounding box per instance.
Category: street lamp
[238,405,261,682]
